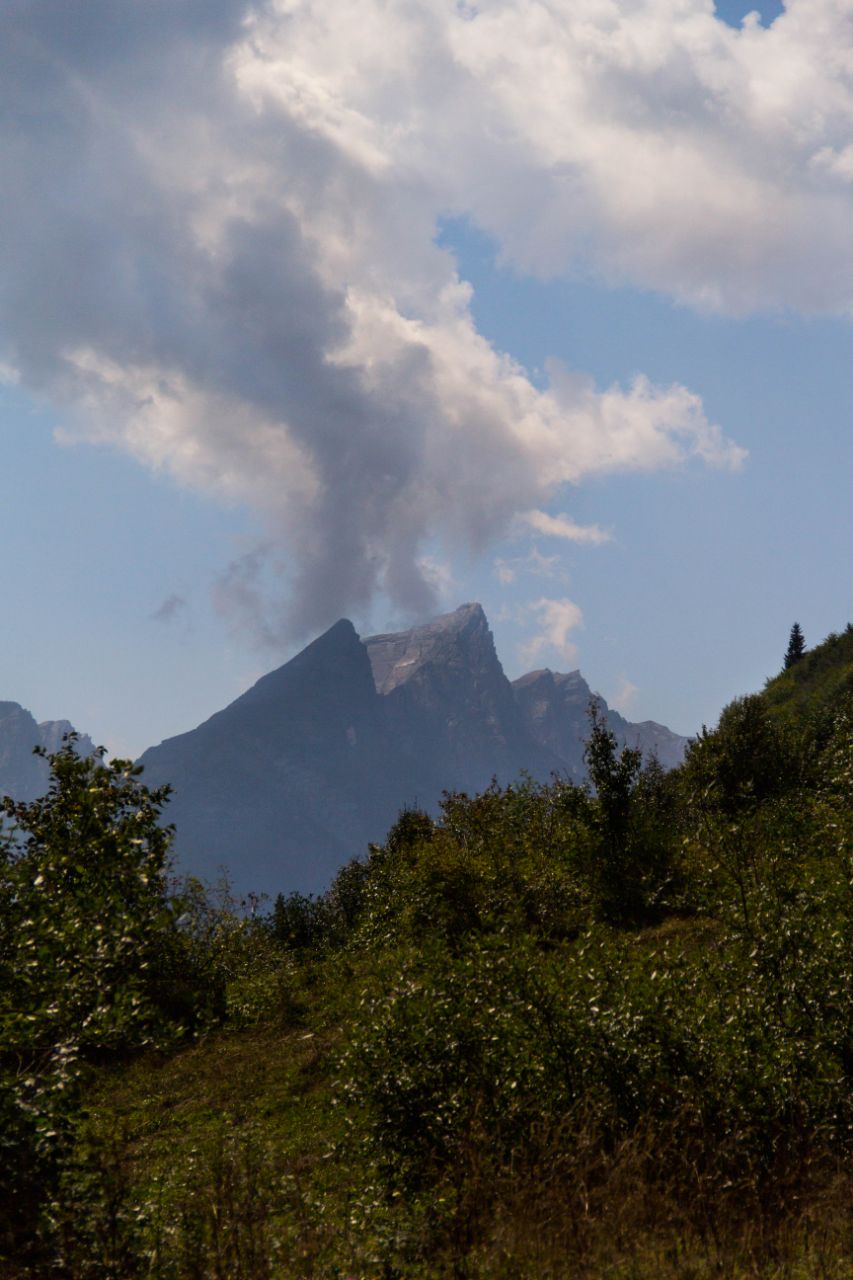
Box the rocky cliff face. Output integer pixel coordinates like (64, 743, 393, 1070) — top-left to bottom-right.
(137, 604, 688, 898)
(512, 669, 594, 782)
(37, 720, 96, 759)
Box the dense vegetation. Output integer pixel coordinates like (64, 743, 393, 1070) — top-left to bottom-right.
(1, 628, 851, 1278)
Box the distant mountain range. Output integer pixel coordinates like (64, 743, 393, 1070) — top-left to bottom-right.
(135, 604, 687, 897)
(0, 703, 95, 802)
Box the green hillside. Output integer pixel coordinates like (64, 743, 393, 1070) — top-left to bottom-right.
(1, 640, 851, 1279)
(763, 622, 853, 726)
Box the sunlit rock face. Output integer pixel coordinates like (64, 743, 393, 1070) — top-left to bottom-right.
(137, 604, 687, 899)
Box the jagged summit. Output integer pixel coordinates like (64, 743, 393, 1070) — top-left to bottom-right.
(365, 603, 489, 694)
(363, 602, 552, 801)
(512, 668, 596, 781)
(512, 668, 585, 690)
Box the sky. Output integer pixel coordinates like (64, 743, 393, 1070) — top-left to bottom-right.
(0, 0, 850, 758)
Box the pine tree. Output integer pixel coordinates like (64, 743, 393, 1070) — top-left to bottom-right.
(784, 622, 806, 669)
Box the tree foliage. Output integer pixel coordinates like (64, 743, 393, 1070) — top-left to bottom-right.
(0, 738, 221, 1260)
(583, 703, 676, 922)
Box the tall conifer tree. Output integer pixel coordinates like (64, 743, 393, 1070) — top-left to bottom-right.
(784, 622, 806, 668)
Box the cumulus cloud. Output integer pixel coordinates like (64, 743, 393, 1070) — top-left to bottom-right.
(16, 0, 853, 641)
(518, 596, 584, 669)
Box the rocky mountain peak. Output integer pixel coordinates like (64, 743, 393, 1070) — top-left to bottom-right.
(512, 668, 595, 781)
(365, 602, 491, 695)
(236, 618, 365, 706)
(362, 603, 557, 802)
(513, 665, 688, 779)
(512, 667, 587, 695)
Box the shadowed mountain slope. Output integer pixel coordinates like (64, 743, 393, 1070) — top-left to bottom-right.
(137, 620, 411, 897)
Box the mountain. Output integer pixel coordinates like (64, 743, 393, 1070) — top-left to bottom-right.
(0, 703, 96, 802)
(511, 670, 592, 782)
(512, 668, 687, 777)
(365, 603, 559, 798)
(138, 604, 688, 898)
(137, 619, 416, 895)
(37, 719, 96, 757)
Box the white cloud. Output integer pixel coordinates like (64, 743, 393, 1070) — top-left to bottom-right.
(518, 596, 584, 669)
(15, 0, 844, 642)
(608, 675, 640, 717)
(439, 0, 853, 314)
(521, 510, 613, 545)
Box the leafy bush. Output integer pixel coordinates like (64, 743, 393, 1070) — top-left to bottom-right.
(0, 739, 223, 1262)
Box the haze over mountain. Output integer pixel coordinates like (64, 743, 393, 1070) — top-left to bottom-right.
(138, 605, 688, 897)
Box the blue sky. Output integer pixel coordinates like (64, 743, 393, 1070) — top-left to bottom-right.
(440, 215, 851, 731)
(0, 0, 850, 755)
